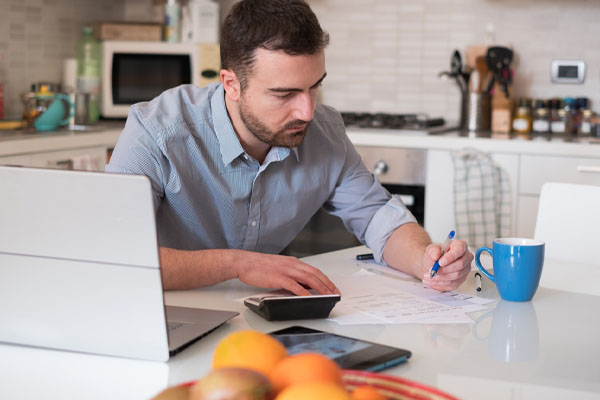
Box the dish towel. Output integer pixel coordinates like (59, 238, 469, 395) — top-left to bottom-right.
(451, 148, 512, 249)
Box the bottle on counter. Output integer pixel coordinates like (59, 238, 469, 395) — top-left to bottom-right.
(512, 98, 532, 135)
(164, 0, 180, 42)
(550, 98, 565, 134)
(76, 26, 101, 124)
(563, 97, 575, 134)
(532, 99, 550, 134)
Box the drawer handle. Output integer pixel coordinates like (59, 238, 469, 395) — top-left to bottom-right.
(577, 165, 600, 173)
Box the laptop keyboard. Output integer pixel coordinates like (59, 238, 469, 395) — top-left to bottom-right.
(167, 322, 183, 332)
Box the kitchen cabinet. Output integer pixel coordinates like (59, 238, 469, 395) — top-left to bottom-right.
(516, 154, 600, 238)
(0, 126, 121, 171)
(426, 150, 600, 242)
(424, 150, 519, 244)
(29, 146, 107, 171)
(347, 129, 600, 245)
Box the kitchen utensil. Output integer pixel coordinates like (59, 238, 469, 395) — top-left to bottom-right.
(450, 49, 469, 94)
(475, 56, 490, 93)
(469, 70, 480, 94)
(486, 46, 513, 97)
(467, 93, 491, 132)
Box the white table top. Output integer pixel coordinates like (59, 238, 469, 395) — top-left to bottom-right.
(1, 246, 599, 400)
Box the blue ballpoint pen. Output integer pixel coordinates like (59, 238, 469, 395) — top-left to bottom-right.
(430, 230, 455, 279)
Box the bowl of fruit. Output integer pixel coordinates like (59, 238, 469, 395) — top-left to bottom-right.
(152, 330, 460, 400)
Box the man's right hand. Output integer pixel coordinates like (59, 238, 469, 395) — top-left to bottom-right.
(159, 247, 339, 296)
(232, 250, 340, 296)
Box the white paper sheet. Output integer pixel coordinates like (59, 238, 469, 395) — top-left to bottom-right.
(327, 269, 492, 325)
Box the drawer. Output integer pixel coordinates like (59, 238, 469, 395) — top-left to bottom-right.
(29, 146, 107, 171)
(519, 154, 600, 195)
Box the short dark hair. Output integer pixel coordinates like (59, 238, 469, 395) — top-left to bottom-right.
(221, 0, 329, 90)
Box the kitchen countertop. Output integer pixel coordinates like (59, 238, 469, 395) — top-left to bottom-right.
(2, 121, 600, 158)
(0, 122, 123, 157)
(347, 128, 600, 158)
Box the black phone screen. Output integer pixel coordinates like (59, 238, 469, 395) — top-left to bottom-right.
(269, 326, 411, 372)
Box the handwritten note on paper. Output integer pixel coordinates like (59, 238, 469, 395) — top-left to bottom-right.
(328, 269, 492, 325)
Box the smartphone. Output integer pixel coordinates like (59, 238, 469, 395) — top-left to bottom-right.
(269, 326, 411, 372)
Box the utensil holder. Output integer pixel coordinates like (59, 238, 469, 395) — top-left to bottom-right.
(467, 93, 491, 132)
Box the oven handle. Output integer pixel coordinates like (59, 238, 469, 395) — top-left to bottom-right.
(393, 194, 415, 206)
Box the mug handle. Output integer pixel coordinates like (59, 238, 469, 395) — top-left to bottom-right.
(475, 247, 495, 283)
(56, 93, 74, 126)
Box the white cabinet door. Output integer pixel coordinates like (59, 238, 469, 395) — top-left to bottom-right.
(520, 154, 600, 194)
(425, 150, 519, 244)
(29, 147, 107, 171)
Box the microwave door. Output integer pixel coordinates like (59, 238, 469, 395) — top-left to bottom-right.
(112, 53, 192, 105)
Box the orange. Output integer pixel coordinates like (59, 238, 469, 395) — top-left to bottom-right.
(275, 382, 351, 400)
(351, 385, 387, 400)
(212, 330, 287, 376)
(270, 352, 343, 393)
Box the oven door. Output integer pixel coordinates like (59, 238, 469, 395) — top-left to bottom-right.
(282, 147, 426, 257)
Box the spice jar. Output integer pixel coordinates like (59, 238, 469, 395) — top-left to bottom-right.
(550, 98, 565, 134)
(512, 98, 532, 135)
(532, 99, 550, 134)
(579, 109, 593, 136)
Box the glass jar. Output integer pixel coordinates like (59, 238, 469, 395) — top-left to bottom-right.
(550, 98, 565, 134)
(579, 109, 593, 136)
(512, 98, 532, 135)
(532, 99, 550, 134)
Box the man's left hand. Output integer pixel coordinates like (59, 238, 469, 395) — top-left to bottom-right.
(421, 239, 473, 291)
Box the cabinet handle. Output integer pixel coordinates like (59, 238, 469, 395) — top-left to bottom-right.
(577, 165, 600, 173)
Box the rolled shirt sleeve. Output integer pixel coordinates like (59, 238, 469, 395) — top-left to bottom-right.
(324, 130, 417, 263)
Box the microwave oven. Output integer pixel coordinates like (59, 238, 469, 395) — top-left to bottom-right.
(101, 41, 220, 118)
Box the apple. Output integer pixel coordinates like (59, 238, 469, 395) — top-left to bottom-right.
(152, 385, 190, 400)
(190, 367, 273, 400)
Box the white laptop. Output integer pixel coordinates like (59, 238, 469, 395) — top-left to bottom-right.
(0, 165, 238, 362)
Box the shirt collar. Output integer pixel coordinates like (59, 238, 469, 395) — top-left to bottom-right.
(210, 84, 300, 165)
(211, 85, 245, 166)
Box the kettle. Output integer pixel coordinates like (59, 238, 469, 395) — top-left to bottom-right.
(22, 83, 74, 131)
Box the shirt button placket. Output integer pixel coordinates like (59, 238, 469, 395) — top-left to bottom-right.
(243, 162, 261, 250)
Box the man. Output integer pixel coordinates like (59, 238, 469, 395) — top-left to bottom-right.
(106, 0, 473, 295)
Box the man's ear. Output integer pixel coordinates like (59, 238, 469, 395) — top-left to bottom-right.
(221, 69, 240, 102)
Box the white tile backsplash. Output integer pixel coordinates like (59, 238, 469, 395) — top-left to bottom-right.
(309, 0, 600, 121)
(1, 0, 598, 122)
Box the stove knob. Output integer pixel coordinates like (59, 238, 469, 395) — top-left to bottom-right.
(373, 160, 388, 176)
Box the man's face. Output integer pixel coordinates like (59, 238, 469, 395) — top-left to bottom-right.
(237, 49, 326, 148)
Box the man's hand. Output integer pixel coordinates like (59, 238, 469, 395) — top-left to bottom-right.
(159, 247, 339, 295)
(421, 239, 473, 291)
(233, 251, 340, 296)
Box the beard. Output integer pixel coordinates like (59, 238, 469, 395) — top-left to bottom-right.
(238, 96, 310, 148)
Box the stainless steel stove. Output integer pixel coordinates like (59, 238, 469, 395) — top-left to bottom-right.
(340, 112, 458, 135)
(340, 112, 445, 130)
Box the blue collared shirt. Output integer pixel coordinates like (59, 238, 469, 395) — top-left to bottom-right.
(106, 83, 416, 262)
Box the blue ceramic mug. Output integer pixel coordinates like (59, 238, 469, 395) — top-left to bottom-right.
(475, 238, 545, 302)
